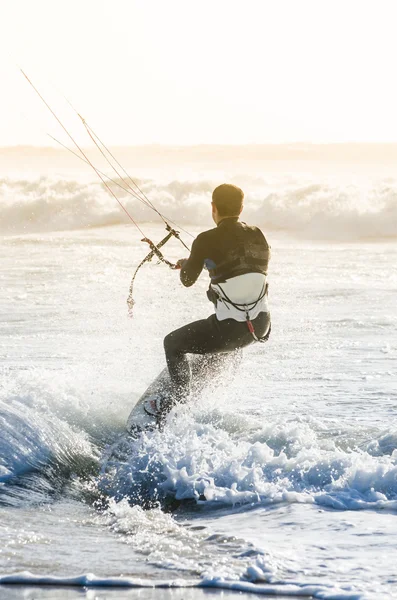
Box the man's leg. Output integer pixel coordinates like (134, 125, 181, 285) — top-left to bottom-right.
(163, 312, 271, 401)
(163, 315, 220, 399)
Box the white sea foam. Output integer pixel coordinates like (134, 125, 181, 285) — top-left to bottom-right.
(0, 571, 371, 600)
(98, 409, 397, 511)
(1, 174, 397, 239)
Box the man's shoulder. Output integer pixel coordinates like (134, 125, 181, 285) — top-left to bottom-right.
(240, 221, 262, 232)
(240, 221, 267, 237)
(194, 227, 218, 244)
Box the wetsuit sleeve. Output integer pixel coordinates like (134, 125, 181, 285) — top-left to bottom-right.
(180, 236, 205, 287)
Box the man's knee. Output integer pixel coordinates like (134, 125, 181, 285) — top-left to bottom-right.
(164, 331, 180, 359)
(163, 332, 172, 353)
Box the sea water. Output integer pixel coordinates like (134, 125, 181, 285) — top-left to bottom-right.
(1, 148, 397, 599)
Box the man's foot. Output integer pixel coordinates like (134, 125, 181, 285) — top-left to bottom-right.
(143, 394, 172, 419)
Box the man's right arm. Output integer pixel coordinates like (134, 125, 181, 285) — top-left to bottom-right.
(180, 236, 205, 287)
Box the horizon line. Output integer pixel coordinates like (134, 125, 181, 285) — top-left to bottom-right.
(4, 141, 397, 150)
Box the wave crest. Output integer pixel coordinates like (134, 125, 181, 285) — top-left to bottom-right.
(1, 175, 397, 240)
(98, 411, 397, 510)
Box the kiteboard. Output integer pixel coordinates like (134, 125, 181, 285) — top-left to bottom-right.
(126, 351, 242, 435)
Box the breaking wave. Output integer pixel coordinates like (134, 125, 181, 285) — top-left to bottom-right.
(3, 370, 397, 512)
(0, 371, 105, 506)
(98, 408, 397, 511)
(1, 175, 397, 240)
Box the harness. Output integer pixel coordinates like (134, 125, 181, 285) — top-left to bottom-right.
(210, 281, 270, 343)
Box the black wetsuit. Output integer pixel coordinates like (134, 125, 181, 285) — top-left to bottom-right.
(164, 217, 271, 397)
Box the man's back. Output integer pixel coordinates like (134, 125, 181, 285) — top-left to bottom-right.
(181, 217, 270, 286)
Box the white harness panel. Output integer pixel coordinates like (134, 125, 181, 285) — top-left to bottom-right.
(211, 273, 269, 322)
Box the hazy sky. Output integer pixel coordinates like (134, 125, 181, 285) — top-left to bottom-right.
(1, 0, 396, 146)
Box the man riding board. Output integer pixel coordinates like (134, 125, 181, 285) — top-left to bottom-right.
(145, 183, 271, 418)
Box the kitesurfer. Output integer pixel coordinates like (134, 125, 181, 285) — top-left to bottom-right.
(146, 183, 271, 417)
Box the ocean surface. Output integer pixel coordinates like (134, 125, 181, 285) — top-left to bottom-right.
(1, 149, 397, 599)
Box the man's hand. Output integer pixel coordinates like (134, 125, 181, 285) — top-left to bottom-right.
(175, 258, 188, 270)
